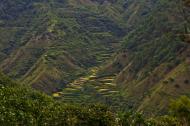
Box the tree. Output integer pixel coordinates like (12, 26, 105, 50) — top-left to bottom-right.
(170, 96, 190, 126)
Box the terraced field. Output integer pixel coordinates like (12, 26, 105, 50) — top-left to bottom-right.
(52, 48, 124, 106)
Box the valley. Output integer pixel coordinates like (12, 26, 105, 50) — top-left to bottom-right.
(52, 47, 127, 109)
(0, 0, 190, 120)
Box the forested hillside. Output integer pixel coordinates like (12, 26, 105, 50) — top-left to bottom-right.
(0, 0, 190, 123)
(1, 71, 190, 125)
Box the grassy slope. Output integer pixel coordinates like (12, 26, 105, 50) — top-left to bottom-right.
(137, 45, 190, 116)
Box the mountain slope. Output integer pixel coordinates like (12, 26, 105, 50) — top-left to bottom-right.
(0, 0, 190, 116)
(98, 0, 190, 115)
(0, 0, 125, 94)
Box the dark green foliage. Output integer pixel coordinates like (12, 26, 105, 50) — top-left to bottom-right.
(0, 86, 51, 125)
(1, 73, 190, 126)
(0, 74, 116, 125)
(0, 72, 16, 87)
(118, 112, 147, 126)
(169, 96, 190, 125)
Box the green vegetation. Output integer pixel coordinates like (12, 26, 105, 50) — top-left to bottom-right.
(0, 88, 115, 125)
(97, 0, 190, 115)
(0, 73, 116, 125)
(1, 72, 190, 125)
(0, 0, 190, 124)
(0, 0, 125, 94)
